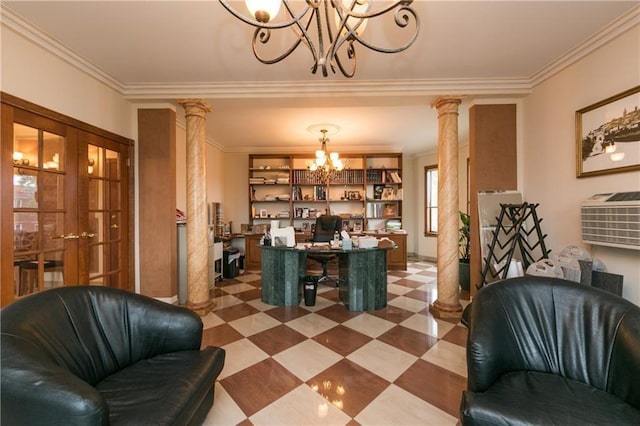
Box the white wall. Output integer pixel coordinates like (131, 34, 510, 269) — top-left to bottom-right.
(522, 24, 640, 304)
(1, 26, 134, 140)
(412, 143, 469, 261)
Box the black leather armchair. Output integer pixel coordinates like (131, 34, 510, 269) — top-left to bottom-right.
(460, 276, 640, 425)
(308, 215, 342, 284)
(1, 286, 225, 425)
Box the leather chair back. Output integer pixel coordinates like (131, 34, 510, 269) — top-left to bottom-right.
(467, 276, 640, 408)
(313, 215, 342, 242)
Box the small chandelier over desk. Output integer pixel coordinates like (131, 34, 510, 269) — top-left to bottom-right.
(218, 0, 420, 78)
(308, 124, 344, 185)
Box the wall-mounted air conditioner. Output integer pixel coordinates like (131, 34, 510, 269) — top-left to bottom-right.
(581, 192, 640, 250)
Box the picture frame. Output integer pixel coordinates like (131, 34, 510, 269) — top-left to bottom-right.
(373, 184, 384, 200)
(383, 203, 397, 217)
(381, 186, 395, 200)
(347, 190, 361, 200)
(352, 221, 363, 233)
(576, 85, 640, 178)
(259, 209, 268, 218)
(302, 222, 310, 232)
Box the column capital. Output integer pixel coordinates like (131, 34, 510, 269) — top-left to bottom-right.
(431, 96, 464, 115)
(178, 99, 212, 118)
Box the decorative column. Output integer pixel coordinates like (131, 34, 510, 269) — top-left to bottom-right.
(429, 96, 463, 319)
(178, 99, 214, 316)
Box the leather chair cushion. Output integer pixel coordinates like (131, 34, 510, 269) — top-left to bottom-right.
(461, 370, 640, 425)
(96, 347, 224, 425)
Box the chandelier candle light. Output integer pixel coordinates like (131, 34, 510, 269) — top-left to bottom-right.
(308, 124, 343, 211)
(219, 0, 420, 78)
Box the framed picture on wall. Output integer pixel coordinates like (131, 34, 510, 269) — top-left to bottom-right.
(576, 85, 640, 178)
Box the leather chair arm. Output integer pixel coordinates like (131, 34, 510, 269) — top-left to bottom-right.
(1, 335, 109, 425)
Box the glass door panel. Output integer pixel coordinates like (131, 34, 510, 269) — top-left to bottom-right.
(12, 123, 70, 298)
(85, 143, 126, 288)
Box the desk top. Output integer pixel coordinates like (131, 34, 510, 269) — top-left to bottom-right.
(259, 243, 395, 254)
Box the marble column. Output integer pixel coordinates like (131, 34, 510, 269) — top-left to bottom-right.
(429, 96, 463, 319)
(178, 99, 214, 316)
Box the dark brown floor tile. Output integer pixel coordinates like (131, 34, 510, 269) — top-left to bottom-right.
(391, 278, 427, 288)
(236, 419, 253, 426)
(233, 288, 263, 301)
(200, 323, 244, 348)
(221, 358, 303, 417)
(209, 287, 226, 298)
(216, 277, 242, 286)
(441, 325, 468, 348)
(308, 359, 390, 418)
(369, 305, 414, 324)
(394, 359, 466, 418)
(387, 271, 412, 278)
(214, 302, 260, 322)
(346, 419, 361, 426)
(387, 293, 399, 301)
(417, 270, 438, 277)
(377, 325, 439, 357)
(317, 287, 341, 302)
(315, 304, 362, 323)
(264, 305, 311, 322)
(404, 289, 436, 303)
(248, 324, 307, 356)
(312, 325, 372, 357)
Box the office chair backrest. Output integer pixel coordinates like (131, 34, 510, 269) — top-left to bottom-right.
(313, 215, 343, 242)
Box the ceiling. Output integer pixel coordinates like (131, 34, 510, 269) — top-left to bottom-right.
(3, 1, 638, 155)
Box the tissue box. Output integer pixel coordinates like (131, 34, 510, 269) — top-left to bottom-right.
(358, 236, 378, 249)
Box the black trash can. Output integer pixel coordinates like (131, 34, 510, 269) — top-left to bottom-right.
(223, 248, 239, 278)
(303, 276, 318, 306)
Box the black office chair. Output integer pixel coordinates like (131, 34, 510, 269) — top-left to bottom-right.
(308, 215, 342, 284)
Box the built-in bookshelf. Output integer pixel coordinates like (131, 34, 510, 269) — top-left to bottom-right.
(248, 153, 402, 232)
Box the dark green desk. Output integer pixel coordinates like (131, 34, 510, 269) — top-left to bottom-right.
(259, 245, 391, 311)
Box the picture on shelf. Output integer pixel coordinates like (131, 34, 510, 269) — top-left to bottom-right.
(373, 184, 384, 200)
(381, 186, 396, 200)
(343, 220, 350, 232)
(259, 209, 268, 218)
(347, 191, 361, 200)
(352, 221, 363, 233)
(383, 203, 397, 217)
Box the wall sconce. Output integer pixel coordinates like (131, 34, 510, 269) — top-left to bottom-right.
(13, 151, 29, 165)
(43, 153, 60, 170)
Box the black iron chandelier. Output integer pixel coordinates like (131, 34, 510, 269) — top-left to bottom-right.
(219, 0, 420, 78)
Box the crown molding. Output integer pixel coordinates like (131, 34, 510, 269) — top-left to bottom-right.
(1, 5, 125, 93)
(3, 3, 637, 101)
(529, 3, 640, 87)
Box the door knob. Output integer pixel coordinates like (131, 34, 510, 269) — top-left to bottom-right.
(80, 232, 96, 239)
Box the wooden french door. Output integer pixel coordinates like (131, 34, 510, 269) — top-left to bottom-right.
(1, 94, 132, 306)
(79, 131, 130, 287)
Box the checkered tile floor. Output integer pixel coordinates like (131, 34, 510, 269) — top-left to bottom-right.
(201, 259, 470, 425)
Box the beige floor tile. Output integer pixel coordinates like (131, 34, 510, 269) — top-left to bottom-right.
(286, 312, 339, 337)
(202, 382, 246, 426)
(341, 313, 395, 338)
(250, 384, 352, 426)
(422, 340, 468, 378)
(218, 338, 269, 379)
(355, 384, 458, 426)
(228, 311, 281, 337)
(347, 340, 418, 382)
(274, 339, 343, 381)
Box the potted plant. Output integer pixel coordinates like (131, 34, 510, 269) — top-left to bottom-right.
(459, 211, 471, 291)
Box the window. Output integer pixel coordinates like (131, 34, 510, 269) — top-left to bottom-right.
(425, 165, 438, 235)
